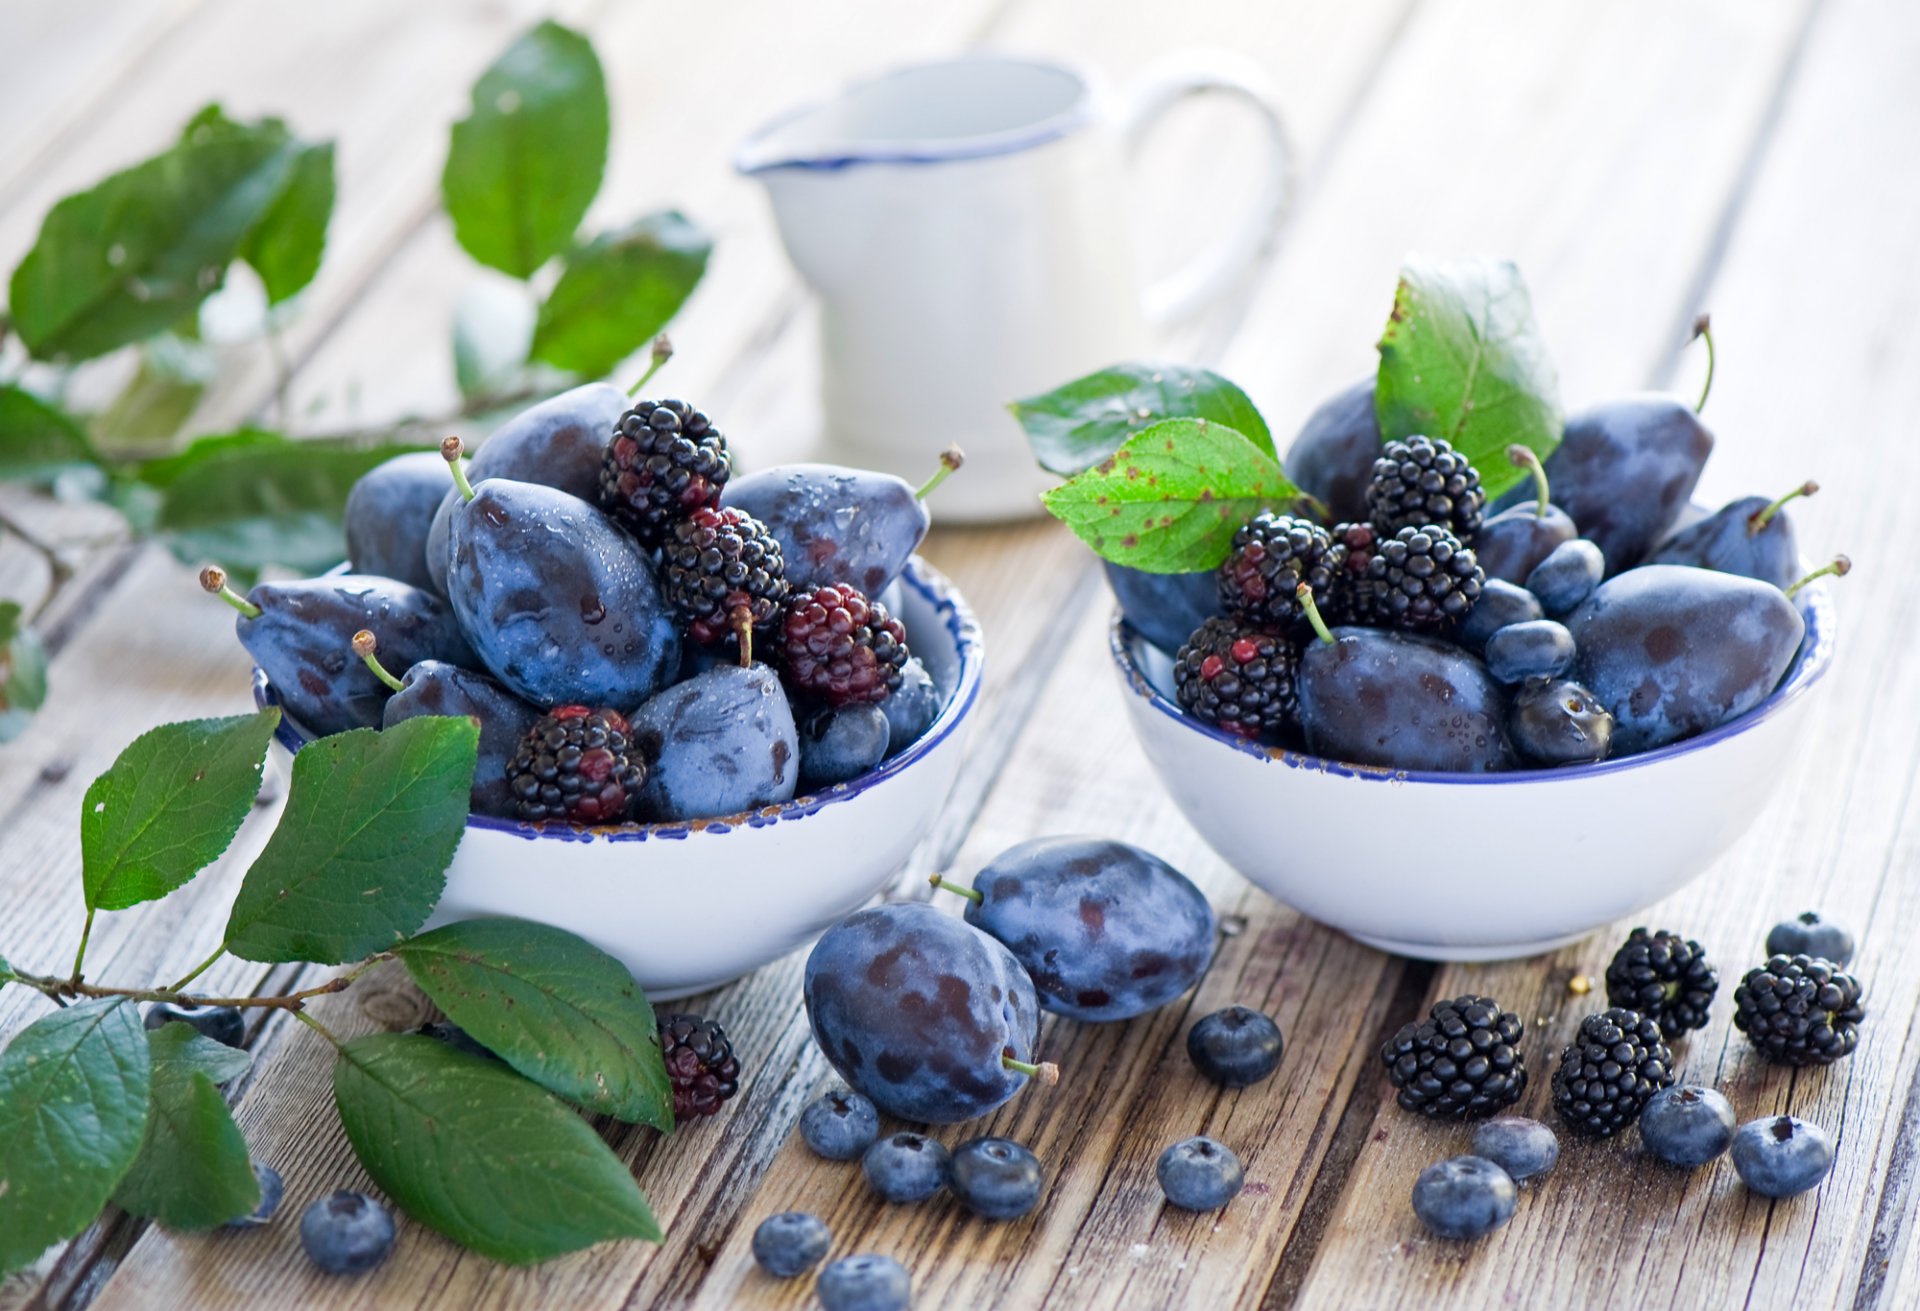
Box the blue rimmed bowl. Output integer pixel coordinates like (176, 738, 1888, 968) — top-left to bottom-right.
(1110, 579, 1838, 962)
(256, 556, 983, 998)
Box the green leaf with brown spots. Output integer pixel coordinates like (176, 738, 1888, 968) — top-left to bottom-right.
(1011, 362, 1273, 477)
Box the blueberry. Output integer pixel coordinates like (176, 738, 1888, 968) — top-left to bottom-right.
(1186, 1006, 1284, 1088)
(946, 1137, 1044, 1221)
(1730, 1115, 1833, 1198)
(1645, 483, 1815, 591)
(1156, 1136, 1244, 1211)
(1766, 912, 1855, 967)
(1470, 1117, 1559, 1183)
(378, 659, 541, 817)
(224, 1162, 284, 1227)
(1638, 1085, 1737, 1167)
(1283, 376, 1379, 523)
(1456, 578, 1545, 652)
(1509, 679, 1614, 767)
(1524, 539, 1605, 617)
(723, 463, 931, 596)
(144, 1002, 245, 1050)
(1483, 620, 1576, 685)
(299, 1190, 395, 1276)
(1298, 628, 1514, 772)
(1411, 1155, 1517, 1240)
(344, 452, 453, 592)
(1103, 561, 1221, 655)
(861, 1132, 950, 1203)
(1473, 503, 1578, 586)
(799, 1087, 880, 1161)
(817, 1254, 912, 1311)
(631, 664, 799, 820)
(798, 702, 890, 789)
(805, 903, 1045, 1123)
(942, 837, 1215, 1023)
(751, 1211, 831, 1278)
(881, 657, 942, 755)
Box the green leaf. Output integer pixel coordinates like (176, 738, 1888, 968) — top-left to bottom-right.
(529, 212, 710, 378)
(0, 384, 98, 482)
(0, 998, 151, 1273)
(6, 108, 310, 361)
(1041, 418, 1304, 572)
(442, 21, 609, 279)
(333, 1033, 660, 1263)
(224, 716, 479, 964)
(90, 335, 217, 454)
(0, 602, 49, 745)
(81, 709, 280, 913)
(394, 919, 670, 1129)
(1373, 256, 1563, 498)
(453, 279, 535, 400)
(1012, 363, 1274, 477)
(112, 1024, 257, 1230)
(241, 141, 334, 305)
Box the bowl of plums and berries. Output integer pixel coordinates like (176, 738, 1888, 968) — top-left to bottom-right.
(1014, 258, 1842, 960)
(213, 378, 982, 997)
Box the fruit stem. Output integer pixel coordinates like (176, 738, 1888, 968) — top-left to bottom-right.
(1786, 554, 1850, 598)
(1293, 490, 1332, 523)
(353, 630, 406, 693)
(1002, 1054, 1060, 1086)
(926, 873, 984, 906)
(1295, 582, 1336, 646)
(626, 334, 674, 398)
(441, 435, 477, 502)
(914, 446, 966, 501)
(1692, 313, 1715, 415)
(731, 608, 754, 668)
(1748, 480, 1819, 534)
(1507, 444, 1551, 518)
(198, 566, 262, 619)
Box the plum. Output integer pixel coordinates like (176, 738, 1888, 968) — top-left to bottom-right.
(1103, 561, 1220, 654)
(344, 452, 451, 591)
(1283, 377, 1378, 523)
(1509, 679, 1614, 766)
(629, 663, 798, 820)
(882, 656, 942, 755)
(1644, 481, 1816, 591)
(1472, 446, 1577, 584)
(797, 702, 890, 789)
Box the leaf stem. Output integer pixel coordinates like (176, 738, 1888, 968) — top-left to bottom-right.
(1692, 313, 1715, 415)
(168, 944, 229, 993)
(625, 334, 674, 398)
(914, 446, 966, 501)
(927, 873, 983, 905)
(70, 908, 96, 985)
(0, 506, 76, 624)
(14, 963, 369, 1013)
(294, 1009, 345, 1048)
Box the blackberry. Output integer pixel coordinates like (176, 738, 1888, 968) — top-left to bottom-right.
(1604, 927, 1717, 1040)
(1380, 995, 1527, 1120)
(1172, 617, 1298, 743)
(598, 398, 730, 543)
(1354, 524, 1484, 631)
(1323, 521, 1380, 624)
(1551, 1008, 1675, 1137)
(1366, 434, 1486, 537)
(778, 583, 909, 706)
(1731, 954, 1865, 1066)
(663, 506, 789, 655)
(659, 1012, 741, 1119)
(505, 706, 645, 824)
(1216, 513, 1336, 629)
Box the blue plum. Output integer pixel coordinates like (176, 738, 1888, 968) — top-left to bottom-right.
(1568, 565, 1806, 754)
(1644, 481, 1816, 590)
(203, 567, 474, 737)
(630, 663, 798, 820)
(344, 452, 451, 591)
(804, 902, 1050, 1123)
(722, 452, 958, 595)
(1483, 620, 1576, 685)
(443, 470, 680, 709)
(1474, 504, 1577, 585)
(882, 657, 942, 755)
(933, 836, 1215, 1022)
(1297, 627, 1513, 772)
(798, 702, 890, 789)
(1104, 561, 1220, 654)
(357, 635, 542, 817)
(1283, 377, 1378, 523)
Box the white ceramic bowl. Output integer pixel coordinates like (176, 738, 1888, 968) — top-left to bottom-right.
(257, 556, 983, 998)
(1111, 581, 1837, 961)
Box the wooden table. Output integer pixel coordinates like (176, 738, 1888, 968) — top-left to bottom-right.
(2, 1, 1915, 1306)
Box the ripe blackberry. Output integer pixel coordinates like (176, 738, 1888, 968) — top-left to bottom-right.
(504, 706, 645, 824)
(658, 1012, 740, 1120)
(778, 583, 908, 707)
(1380, 995, 1527, 1120)
(1324, 522, 1380, 624)
(1732, 954, 1865, 1066)
(1366, 434, 1486, 538)
(663, 506, 788, 657)
(1604, 927, 1718, 1040)
(1354, 524, 1484, 631)
(1172, 617, 1298, 742)
(599, 398, 730, 544)
(1216, 513, 1335, 629)
(1551, 1008, 1675, 1137)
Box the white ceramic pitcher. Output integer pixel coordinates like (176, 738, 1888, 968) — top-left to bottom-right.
(736, 54, 1291, 521)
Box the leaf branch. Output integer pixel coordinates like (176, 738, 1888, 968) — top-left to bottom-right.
(13, 955, 388, 1014)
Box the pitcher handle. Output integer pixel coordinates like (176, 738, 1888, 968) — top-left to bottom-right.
(1122, 52, 1294, 330)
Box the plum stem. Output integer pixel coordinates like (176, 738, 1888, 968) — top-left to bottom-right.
(1002, 1054, 1059, 1086)
(1748, 480, 1819, 534)
(441, 436, 477, 502)
(1293, 490, 1332, 522)
(1786, 555, 1850, 598)
(199, 566, 261, 619)
(353, 630, 406, 693)
(914, 446, 966, 500)
(1507, 445, 1551, 518)
(926, 873, 983, 905)
(730, 608, 755, 668)
(1295, 582, 1336, 646)
(1692, 313, 1715, 414)
(626, 334, 673, 398)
